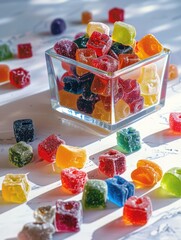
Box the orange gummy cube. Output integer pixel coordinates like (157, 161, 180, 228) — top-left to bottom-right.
(81, 11, 93, 24)
(0, 64, 10, 83)
(168, 64, 178, 80)
(59, 90, 80, 110)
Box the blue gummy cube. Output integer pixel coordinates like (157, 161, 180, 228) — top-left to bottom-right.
(63, 76, 83, 94)
(13, 119, 34, 143)
(106, 175, 135, 207)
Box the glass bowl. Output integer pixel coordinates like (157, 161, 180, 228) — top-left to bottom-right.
(45, 47, 170, 132)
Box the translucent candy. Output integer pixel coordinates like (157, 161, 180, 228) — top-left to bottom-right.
(82, 179, 107, 209)
(13, 119, 34, 143)
(59, 89, 80, 110)
(63, 75, 83, 94)
(0, 64, 10, 83)
(81, 11, 93, 24)
(108, 7, 124, 23)
(111, 42, 133, 56)
(2, 174, 31, 203)
(0, 43, 13, 61)
(61, 167, 88, 194)
(54, 39, 78, 59)
(17, 43, 32, 59)
(10, 67, 30, 88)
(34, 206, 55, 223)
(86, 21, 110, 37)
(118, 53, 139, 69)
(168, 64, 179, 80)
(129, 96, 144, 113)
(50, 18, 66, 35)
(74, 35, 89, 49)
(169, 112, 181, 132)
(55, 200, 83, 232)
(92, 55, 118, 72)
(123, 196, 152, 225)
(77, 95, 100, 114)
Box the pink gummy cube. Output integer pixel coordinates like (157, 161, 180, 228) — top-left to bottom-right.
(92, 55, 118, 72)
(98, 149, 126, 177)
(17, 43, 32, 59)
(54, 39, 78, 59)
(38, 134, 65, 162)
(55, 200, 83, 232)
(9, 67, 30, 89)
(61, 167, 88, 194)
(169, 112, 181, 132)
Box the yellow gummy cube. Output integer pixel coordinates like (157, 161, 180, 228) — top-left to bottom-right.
(56, 144, 87, 169)
(2, 174, 31, 203)
(86, 21, 110, 37)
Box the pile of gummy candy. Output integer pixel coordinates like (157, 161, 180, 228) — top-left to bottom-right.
(52, 21, 165, 124)
(1, 111, 181, 239)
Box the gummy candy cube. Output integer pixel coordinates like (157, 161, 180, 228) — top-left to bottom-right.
(118, 53, 139, 69)
(55, 200, 83, 232)
(13, 119, 34, 143)
(59, 90, 80, 110)
(81, 11, 93, 24)
(161, 167, 181, 197)
(117, 127, 141, 154)
(38, 134, 65, 162)
(56, 144, 87, 169)
(129, 96, 144, 113)
(82, 179, 107, 209)
(0, 64, 10, 83)
(18, 222, 55, 240)
(2, 174, 31, 203)
(0, 43, 13, 61)
(10, 67, 30, 88)
(9, 141, 33, 168)
(98, 149, 126, 177)
(63, 75, 83, 94)
(86, 21, 110, 37)
(74, 32, 86, 40)
(131, 159, 163, 187)
(61, 167, 88, 194)
(54, 39, 78, 59)
(169, 112, 181, 132)
(119, 79, 140, 104)
(111, 42, 133, 56)
(17, 43, 32, 59)
(135, 34, 163, 60)
(34, 206, 55, 223)
(77, 95, 99, 114)
(108, 7, 124, 23)
(112, 22, 136, 46)
(106, 176, 135, 207)
(50, 18, 66, 35)
(92, 55, 118, 72)
(87, 31, 112, 57)
(74, 35, 89, 49)
(123, 196, 152, 225)
(168, 64, 178, 80)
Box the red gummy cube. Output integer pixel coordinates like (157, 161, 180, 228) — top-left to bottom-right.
(129, 96, 144, 113)
(54, 39, 78, 59)
(61, 167, 88, 194)
(55, 200, 83, 232)
(108, 7, 124, 23)
(169, 112, 181, 132)
(87, 31, 112, 57)
(38, 134, 65, 162)
(98, 149, 126, 177)
(118, 53, 139, 69)
(9, 67, 30, 88)
(17, 43, 32, 59)
(123, 196, 152, 225)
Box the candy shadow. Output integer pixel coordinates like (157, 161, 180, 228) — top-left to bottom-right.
(5, 238, 17, 240)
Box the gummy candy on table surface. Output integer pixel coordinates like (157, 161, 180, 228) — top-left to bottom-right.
(87, 31, 112, 57)
(81, 11, 93, 24)
(9, 141, 33, 168)
(108, 7, 124, 23)
(118, 53, 139, 69)
(17, 43, 32, 59)
(112, 21, 136, 46)
(169, 112, 181, 132)
(82, 179, 107, 210)
(38, 134, 65, 162)
(123, 196, 152, 225)
(13, 119, 34, 143)
(161, 167, 181, 197)
(106, 175, 135, 207)
(135, 34, 163, 60)
(17, 222, 55, 240)
(2, 174, 31, 203)
(50, 18, 66, 35)
(0, 43, 13, 61)
(0, 64, 10, 83)
(74, 35, 89, 49)
(86, 21, 110, 37)
(55, 200, 83, 232)
(10, 67, 30, 88)
(56, 144, 87, 169)
(59, 89, 81, 110)
(98, 149, 126, 177)
(34, 206, 55, 223)
(54, 39, 78, 59)
(168, 64, 178, 80)
(61, 167, 88, 194)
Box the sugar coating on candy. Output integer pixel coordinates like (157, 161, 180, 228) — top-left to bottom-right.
(17, 43, 32, 59)
(38, 134, 65, 162)
(169, 112, 181, 132)
(86, 21, 110, 37)
(0, 43, 13, 60)
(81, 11, 93, 24)
(17, 222, 55, 240)
(92, 55, 118, 72)
(2, 174, 31, 203)
(54, 39, 78, 59)
(161, 167, 181, 197)
(55, 200, 83, 232)
(98, 149, 126, 177)
(74, 35, 89, 49)
(108, 7, 124, 23)
(61, 167, 88, 194)
(10, 67, 30, 88)
(13, 119, 34, 143)
(82, 179, 107, 209)
(0, 64, 10, 83)
(34, 206, 55, 223)
(123, 196, 152, 225)
(106, 175, 135, 207)
(117, 127, 141, 154)
(168, 64, 178, 80)
(51, 18, 66, 35)
(56, 144, 87, 169)
(9, 141, 33, 168)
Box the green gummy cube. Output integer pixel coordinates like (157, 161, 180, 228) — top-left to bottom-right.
(0, 44, 13, 61)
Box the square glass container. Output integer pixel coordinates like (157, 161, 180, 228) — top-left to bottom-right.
(45, 48, 170, 131)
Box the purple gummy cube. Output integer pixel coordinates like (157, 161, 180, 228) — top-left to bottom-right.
(51, 18, 66, 35)
(99, 149, 126, 177)
(55, 200, 83, 232)
(106, 176, 135, 207)
(77, 94, 99, 114)
(63, 75, 82, 94)
(13, 119, 34, 143)
(54, 39, 78, 59)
